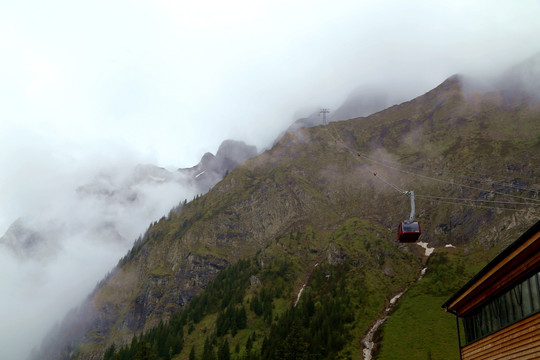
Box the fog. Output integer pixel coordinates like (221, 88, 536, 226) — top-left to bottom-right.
(1, 0, 540, 359)
(0, 140, 198, 360)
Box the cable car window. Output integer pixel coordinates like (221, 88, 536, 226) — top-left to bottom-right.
(402, 222, 419, 232)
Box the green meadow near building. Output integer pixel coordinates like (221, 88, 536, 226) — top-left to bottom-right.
(442, 220, 540, 360)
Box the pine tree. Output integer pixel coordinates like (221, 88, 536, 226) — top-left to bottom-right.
(218, 339, 230, 360)
(103, 343, 116, 360)
(250, 295, 262, 316)
(236, 305, 247, 329)
(276, 322, 309, 360)
(203, 336, 216, 360)
(134, 340, 152, 360)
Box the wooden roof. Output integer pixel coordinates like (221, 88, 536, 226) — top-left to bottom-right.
(442, 219, 540, 316)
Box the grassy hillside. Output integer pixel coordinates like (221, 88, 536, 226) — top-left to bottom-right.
(101, 218, 419, 360)
(376, 248, 485, 360)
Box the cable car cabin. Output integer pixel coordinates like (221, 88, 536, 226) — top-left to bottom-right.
(398, 221, 421, 243)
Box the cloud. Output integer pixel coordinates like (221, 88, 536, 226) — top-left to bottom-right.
(3, 0, 540, 167)
(0, 232, 129, 360)
(0, 138, 198, 360)
(1, 0, 540, 358)
(152, 0, 272, 29)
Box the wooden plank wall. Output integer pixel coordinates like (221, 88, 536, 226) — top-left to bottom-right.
(462, 312, 540, 360)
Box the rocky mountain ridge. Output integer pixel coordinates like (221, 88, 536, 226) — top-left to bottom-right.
(277, 87, 400, 143)
(31, 57, 540, 360)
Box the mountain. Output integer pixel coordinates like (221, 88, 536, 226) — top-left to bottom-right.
(331, 86, 403, 122)
(0, 140, 257, 262)
(278, 87, 398, 141)
(0, 139, 257, 360)
(32, 59, 540, 360)
(178, 139, 258, 194)
(0, 218, 60, 261)
(496, 52, 540, 101)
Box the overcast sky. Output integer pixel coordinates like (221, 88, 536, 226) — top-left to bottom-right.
(2, 0, 540, 231)
(1, 1, 540, 359)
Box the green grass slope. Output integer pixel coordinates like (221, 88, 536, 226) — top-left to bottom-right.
(377, 247, 486, 360)
(376, 235, 517, 360)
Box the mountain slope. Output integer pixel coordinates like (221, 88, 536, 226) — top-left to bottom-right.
(33, 68, 540, 360)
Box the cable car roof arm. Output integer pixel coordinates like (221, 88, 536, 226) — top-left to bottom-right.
(405, 190, 415, 223)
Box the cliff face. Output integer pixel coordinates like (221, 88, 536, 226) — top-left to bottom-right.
(178, 139, 258, 194)
(34, 72, 540, 359)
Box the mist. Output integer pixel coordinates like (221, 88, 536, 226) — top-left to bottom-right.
(1, 0, 540, 359)
(0, 141, 200, 360)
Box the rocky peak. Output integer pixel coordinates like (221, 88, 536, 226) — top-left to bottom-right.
(0, 218, 59, 261)
(178, 139, 258, 193)
(215, 139, 257, 163)
(497, 52, 540, 101)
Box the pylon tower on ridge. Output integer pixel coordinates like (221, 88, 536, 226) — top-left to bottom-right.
(319, 108, 330, 125)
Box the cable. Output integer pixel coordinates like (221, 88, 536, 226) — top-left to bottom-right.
(417, 197, 540, 215)
(359, 152, 540, 195)
(371, 171, 406, 194)
(358, 153, 540, 204)
(322, 115, 540, 200)
(415, 194, 540, 208)
(324, 120, 406, 195)
(320, 110, 540, 214)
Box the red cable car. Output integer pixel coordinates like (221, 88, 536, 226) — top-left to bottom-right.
(398, 221, 422, 243)
(397, 191, 421, 243)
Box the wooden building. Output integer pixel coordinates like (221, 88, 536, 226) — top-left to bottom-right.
(442, 219, 540, 360)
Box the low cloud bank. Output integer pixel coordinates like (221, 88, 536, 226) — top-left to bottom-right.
(0, 145, 197, 360)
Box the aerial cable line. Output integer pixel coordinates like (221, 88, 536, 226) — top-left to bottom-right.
(417, 197, 540, 215)
(319, 108, 540, 213)
(358, 154, 540, 204)
(415, 194, 540, 208)
(353, 155, 407, 194)
(321, 110, 407, 196)
(329, 123, 540, 203)
(320, 108, 538, 241)
(320, 109, 539, 200)
(361, 152, 540, 194)
(359, 152, 540, 195)
(369, 170, 406, 194)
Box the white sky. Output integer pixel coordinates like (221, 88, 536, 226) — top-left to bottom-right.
(1, 1, 540, 359)
(2, 0, 539, 171)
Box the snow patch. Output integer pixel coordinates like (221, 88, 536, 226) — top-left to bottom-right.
(385, 292, 404, 312)
(390, 292, 403, 305)
(195, 170, 206, 178)
(295, 284, 305, 307)
(365, 291, 405, 359)
(445, 244, 456, 248)
(362, 317, 387, 360)
(418, 267, 428, 281)
(417, 241, 435, 256)
(295, 263, 318, 307)
(362, 265, 430, 359)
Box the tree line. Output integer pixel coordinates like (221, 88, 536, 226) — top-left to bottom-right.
(102, 255, 359, 360)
